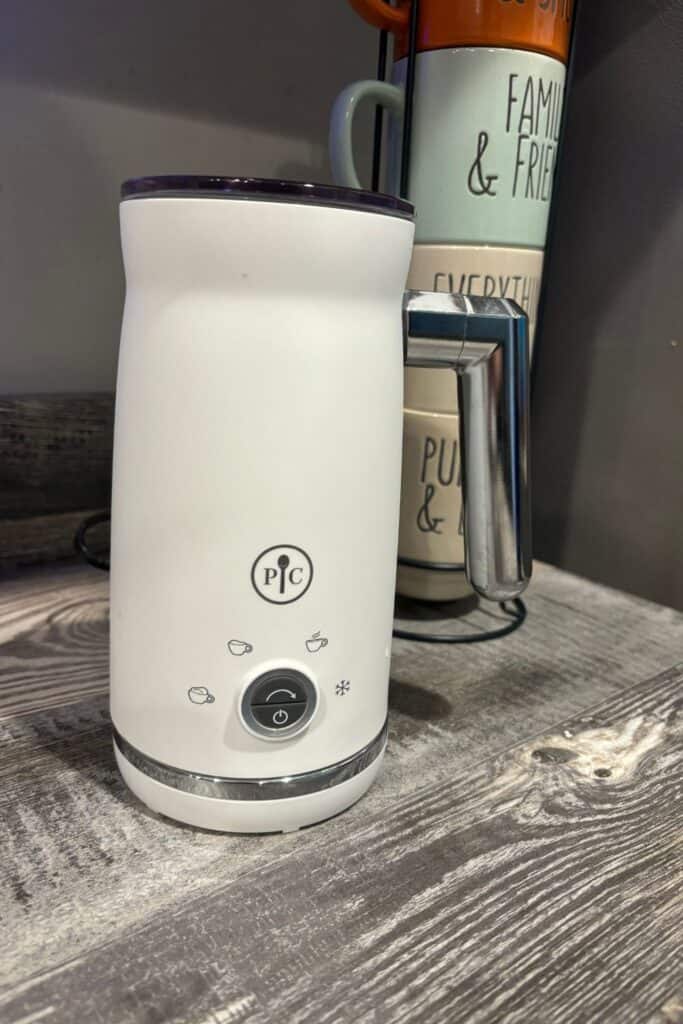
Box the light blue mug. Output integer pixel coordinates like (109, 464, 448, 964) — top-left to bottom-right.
(330, 47, 566, 248)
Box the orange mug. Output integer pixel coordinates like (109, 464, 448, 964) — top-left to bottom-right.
(349, 0, 574, 63)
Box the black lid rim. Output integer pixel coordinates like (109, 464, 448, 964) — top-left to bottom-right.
(121, 176, 414, 220)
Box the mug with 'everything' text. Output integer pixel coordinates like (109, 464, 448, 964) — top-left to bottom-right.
(404, 243, 544, 412)
(330, 47, 566, 248)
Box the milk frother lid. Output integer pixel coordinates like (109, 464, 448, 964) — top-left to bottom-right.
(121, 176, 414, 220)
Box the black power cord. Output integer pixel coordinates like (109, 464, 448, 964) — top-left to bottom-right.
(392, 598, 526, 644)
(74, 510, 111, 571)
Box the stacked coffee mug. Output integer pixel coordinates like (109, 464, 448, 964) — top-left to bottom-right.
(330, 0, 573, 600)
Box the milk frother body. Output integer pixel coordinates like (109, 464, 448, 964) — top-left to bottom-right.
(110, 177, 530, 832)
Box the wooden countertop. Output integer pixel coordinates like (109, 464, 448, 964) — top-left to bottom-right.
(1, 561, 681, 1024)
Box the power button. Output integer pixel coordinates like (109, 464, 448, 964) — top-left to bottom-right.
(241, 668, 317, 740)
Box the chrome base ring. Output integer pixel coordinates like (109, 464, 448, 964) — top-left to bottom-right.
(112, 721, 388, 802)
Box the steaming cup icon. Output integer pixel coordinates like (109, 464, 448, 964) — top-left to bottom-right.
(306, 632, 328, 654)
(228, 639, 253, 656)
(188, 686, 215, 705)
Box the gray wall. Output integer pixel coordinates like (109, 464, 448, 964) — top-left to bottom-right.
(0, 1, 375, 393)
(533, 0, 683, 610)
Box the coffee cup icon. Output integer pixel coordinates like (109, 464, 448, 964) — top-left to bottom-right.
(188, 686, 215, 705)
(305, 632, 329, 654)
(228, 639, 253, 656)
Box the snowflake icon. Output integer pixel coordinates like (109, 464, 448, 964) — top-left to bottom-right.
(335, 680, 351, 696)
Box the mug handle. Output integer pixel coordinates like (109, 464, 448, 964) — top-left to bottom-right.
(348, 0, 409, 32)
(329, 80, 405, 189)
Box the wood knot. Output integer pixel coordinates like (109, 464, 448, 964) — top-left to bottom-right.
(531, 747, 577, 765)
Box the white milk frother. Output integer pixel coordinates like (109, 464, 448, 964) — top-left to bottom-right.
(110, 176, 530, 832)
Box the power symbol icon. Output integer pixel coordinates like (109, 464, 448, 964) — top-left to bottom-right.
(272, 708, 289, 727)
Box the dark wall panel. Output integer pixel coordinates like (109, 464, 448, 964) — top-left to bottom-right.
(534, 0, 683, 610)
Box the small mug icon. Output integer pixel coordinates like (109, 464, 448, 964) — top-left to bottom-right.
(305, 632, 329, 654)
(228, 639, 253, 656)
(188, 686, 215, 705)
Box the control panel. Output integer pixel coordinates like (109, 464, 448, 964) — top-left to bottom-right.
(240, 668, 317, 741)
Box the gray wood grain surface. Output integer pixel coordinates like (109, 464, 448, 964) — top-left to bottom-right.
(0, 562, 681, 1023)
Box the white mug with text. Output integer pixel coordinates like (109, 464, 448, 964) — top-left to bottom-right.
(330, 47, 566, 248)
